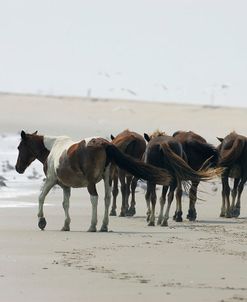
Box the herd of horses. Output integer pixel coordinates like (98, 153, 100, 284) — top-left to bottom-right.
(15, 129, 247, 232)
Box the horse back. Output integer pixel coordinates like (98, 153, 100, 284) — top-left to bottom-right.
(56, 138, 109, 188)
(174, 131, 218, 170)
(219, 132, 247, 168)
(112, 130, 146, 159)
(145, 135, 183, 170)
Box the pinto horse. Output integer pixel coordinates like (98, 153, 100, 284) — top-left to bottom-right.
(217, 131, 247, 218)
(143, 131, 220, 226)
(173, 130, 219, 221)
(110, 129, 146, 217)
(15, 131, 172, 232)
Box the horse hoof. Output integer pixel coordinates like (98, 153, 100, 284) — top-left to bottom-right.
(157, 219, 162, 225)
(188, 217, 196, 222)
(175, 217, 183, 222)
(87, 226, 97, 232)
(61, 226, 70, 231)
(100, 226, 108, 232)
(119, 212, 126, 217)
(233, 208, 240, 217)
(161, 220, 168, 227)
(187, 214, 197, 221)
(148, 221, 155, 226)
(225, 213, 232, 218)
(187, 210, 196, 221)
(146, 214, 150, 222)
(219, 212, 225, 217)
(126, 207, 136, 216)
(109, 209, 117, 216)
(38, 217, 47, 230)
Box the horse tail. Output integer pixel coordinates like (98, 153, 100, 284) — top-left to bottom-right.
(159, 143, 221, 182)
(186, 140, 219, 169)
(219, 138, 246, 167)
(105, 144, 172, 186)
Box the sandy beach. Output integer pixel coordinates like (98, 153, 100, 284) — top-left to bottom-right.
(0, 93, 246, 302)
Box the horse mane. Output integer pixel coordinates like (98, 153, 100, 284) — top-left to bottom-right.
(149, 129, 166, 139)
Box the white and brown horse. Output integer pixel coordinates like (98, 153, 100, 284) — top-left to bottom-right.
(144, 131, 220, 227)
(217, 131, 247, 218)
(15, 131, 172, 232)
(110, 129, 146, 217)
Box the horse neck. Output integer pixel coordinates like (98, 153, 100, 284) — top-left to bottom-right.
(34, 137, 50, 164)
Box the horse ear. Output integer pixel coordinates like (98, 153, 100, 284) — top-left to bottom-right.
(144, 133, 150, 142)
(33, 131, 38, 135)
(217, 137, 223, 142)
(21, 130, 26, 140)
(110, 134, 115, 140)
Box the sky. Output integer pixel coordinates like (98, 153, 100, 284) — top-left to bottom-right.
(0, 0, 247, 107)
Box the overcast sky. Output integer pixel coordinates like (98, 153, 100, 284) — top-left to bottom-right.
(0, 0, 246, 107)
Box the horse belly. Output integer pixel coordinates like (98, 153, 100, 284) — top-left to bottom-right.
(57, 168, 88, 188)
(229, 165, 241, 178)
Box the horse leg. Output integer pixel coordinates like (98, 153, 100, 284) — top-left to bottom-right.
(119, 170, 127, 217)
(100, 166, 112, 232)
(37, 178, 56, 230)
(124, 175, 131, 214)
(157, 186, 168, 225)
(221, 176, 231, 218)
(148, 183, 157, 226)
(87, 183, 98, 232)
(145, 182, 152, 222)
(230, 178, 240, 216)
(110, 172, 118, 216)
(60, 186, 71, 231)
(174, 182, 183, 222)
(234, 178, 247, 217)
(187, 181, 199, 221)
(127, 177, 138, 216)
(161, 180, 177, 226)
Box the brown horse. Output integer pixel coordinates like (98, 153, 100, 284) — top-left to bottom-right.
(173, 130, 219, 221)
(144, 130, 220, 226)
(15, 131, 172, 232)
(110, 129, 146, 217)
(217, 131, 247, 218)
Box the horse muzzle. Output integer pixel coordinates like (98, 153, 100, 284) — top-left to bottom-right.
(15, 165, 25, 174)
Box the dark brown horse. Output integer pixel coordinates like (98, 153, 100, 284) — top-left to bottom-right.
(110, 129, 146, 217)
(217, 131, 247, 218)
(173, 130, 219, 221)
(15, 131, 172, 232)
(144, 130, 220, 226)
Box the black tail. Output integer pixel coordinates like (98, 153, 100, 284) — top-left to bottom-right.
(106, 144, 172, 186)
(186, 140, 219, 168)
(160, 143, 221, 183)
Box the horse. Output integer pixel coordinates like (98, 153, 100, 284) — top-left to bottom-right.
(217, 131, 247, 218)
(109, 129, 146, 217)
(172, 130, 219, 221)
(143, 130, 220, 227)
(15, 131, 172, 232)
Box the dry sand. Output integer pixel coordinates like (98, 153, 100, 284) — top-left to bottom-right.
(0, 93, 246, 302)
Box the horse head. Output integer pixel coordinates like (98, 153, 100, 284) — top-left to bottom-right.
(15, 130, 39, 174)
